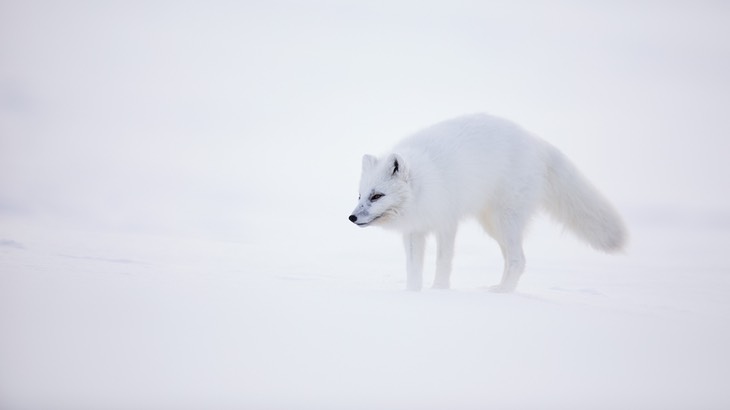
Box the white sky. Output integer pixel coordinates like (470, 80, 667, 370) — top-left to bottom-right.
(1, 1, 729, 238)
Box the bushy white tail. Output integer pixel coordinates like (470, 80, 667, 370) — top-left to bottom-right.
(542, 147, 627, 252)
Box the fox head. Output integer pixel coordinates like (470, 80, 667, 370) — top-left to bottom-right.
(349, 153, 411, 228)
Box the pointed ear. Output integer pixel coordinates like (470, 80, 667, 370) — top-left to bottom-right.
(362, 154, 377, 172)
(386, 153, 408, 180)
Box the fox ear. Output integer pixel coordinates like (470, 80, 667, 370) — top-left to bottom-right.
(362, 154, 377, 172)
(387, 153, 408, 180)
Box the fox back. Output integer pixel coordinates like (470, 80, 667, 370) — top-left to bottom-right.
(350, 113, 546, 232)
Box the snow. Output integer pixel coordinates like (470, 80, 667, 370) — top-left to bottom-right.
(2, 214, 729, 409)
(2, 1, 730, 409)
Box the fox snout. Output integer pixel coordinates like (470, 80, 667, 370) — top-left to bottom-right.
(348, 213, 368, 226)
(348, 205, 374, 227)
(349, 201, 370, 226)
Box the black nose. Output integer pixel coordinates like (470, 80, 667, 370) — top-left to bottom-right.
(349, 215, 357, 222)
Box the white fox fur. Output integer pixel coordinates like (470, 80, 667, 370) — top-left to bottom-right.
(349, 113, 627, 292)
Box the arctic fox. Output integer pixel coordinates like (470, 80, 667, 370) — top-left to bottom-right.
(348, 113, 627, 292)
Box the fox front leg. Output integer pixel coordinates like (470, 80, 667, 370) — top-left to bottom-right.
(433, 227, 457, 289)
(403, 232, 426, 291)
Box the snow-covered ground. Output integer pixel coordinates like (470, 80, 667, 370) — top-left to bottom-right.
(2, 1, 730, 409)
(2, 211, 729, 409)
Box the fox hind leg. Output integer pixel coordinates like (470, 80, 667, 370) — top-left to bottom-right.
(493, 230, 525, 293)
(479, 208, 528, 293)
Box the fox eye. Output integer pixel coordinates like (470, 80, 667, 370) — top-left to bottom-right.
(370, 193, 384, 202)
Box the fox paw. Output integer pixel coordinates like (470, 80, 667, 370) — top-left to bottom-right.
(431, 282, 451, 290)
